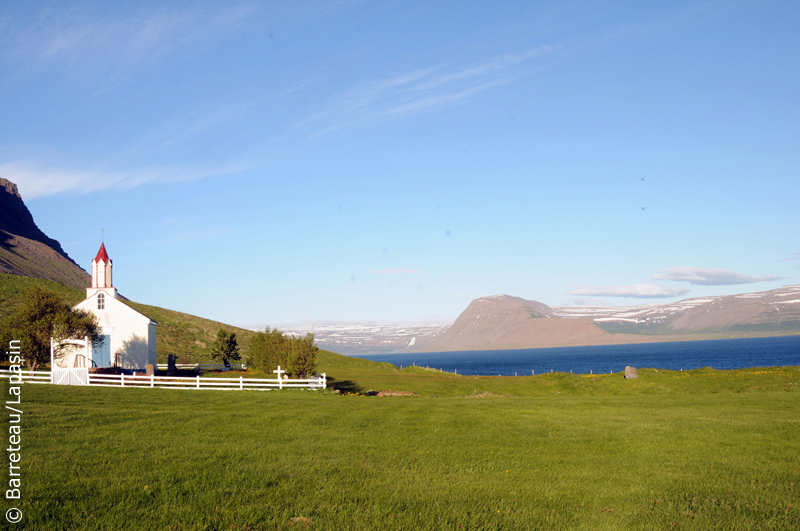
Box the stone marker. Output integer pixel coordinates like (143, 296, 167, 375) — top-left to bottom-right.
(145, 364, 155, 376)
(624, 366, 638, 379)
(167, 353, 177, 373)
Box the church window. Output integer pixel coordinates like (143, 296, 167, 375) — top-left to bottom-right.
(97, 292, 105, 310)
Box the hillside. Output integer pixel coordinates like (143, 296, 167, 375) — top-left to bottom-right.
(124, 299, 258, 363)
(0, 179, 90, 291)
(0, 274, 260, 364)
(0, 273, 85, 320)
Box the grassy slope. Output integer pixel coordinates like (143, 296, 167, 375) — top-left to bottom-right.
(123, 300, 259, 364)
(0, 273, 84, 320)
(6, 372, 799, 530)
(0, 273, 351, 370)
(0, 274, 267, 364)
(320, 363, 800, 397)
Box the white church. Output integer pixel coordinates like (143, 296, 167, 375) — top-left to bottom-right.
(56, 243, 158, 371)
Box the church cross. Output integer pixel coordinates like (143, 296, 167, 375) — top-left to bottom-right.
(101, 228, 106, 242)
(273, 365, 286, 389)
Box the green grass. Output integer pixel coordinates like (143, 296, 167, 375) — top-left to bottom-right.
(2, 273, 799, 528)
(317, 357, 800, 397)
(3, 365, 799, 530)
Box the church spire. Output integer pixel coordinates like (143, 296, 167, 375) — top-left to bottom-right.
(94, 242, 110, 264)
(92, 242, 113, 289)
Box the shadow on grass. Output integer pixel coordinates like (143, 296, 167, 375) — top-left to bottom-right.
(326, 376, 364, 394)
(156, 369, 204, 378)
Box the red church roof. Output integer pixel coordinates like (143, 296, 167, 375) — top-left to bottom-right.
(94, 243, 111, 263)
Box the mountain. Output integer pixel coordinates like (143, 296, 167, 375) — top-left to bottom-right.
(417, 295, 640, 352)
(0, 178, 90, 291)
(552, 285, 800, 334)
(418, 287, 800, 352)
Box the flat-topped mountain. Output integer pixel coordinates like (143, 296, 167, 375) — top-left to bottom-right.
(417, 295, 639, 352)
(417, 286, 800, 352)
(0, 178, 90, 291)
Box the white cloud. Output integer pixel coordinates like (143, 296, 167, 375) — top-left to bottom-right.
(371, 268, 424, 275)
(0, 161, 251, 199)
(652, 267, 781, 286)
(777, 253, 800, 262)
(567, 284, 690, 299)
(297, 44, 562, 137)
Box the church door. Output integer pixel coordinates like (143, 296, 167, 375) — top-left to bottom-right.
(92, 335, 112, 367)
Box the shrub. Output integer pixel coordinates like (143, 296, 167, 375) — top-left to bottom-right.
(248, 328, 318, 377)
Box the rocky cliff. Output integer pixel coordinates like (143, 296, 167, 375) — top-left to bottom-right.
(0, 178, 90, 291)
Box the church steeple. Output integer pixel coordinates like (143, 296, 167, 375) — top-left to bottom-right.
(92, 243, 113, 288)
(87, 242, 117, 300)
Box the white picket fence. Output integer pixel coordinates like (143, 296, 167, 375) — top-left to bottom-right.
(51, 367, 90, 385)
(0, 368, 326, 391)
(0, 369, 50, 384)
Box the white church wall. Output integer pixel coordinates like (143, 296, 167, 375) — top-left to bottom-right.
(75, 292, 155, 370)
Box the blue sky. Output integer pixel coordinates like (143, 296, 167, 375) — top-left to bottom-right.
(2, 0, 798, 326)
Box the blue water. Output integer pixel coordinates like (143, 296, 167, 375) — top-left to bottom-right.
(355, 335, 800, 376)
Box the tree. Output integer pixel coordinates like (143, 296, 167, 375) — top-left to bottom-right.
(0, 285, 100, 371)
(286, 332, 318, 378)
(248, 327, 287, 373)
(210, 330, 240, 367)
(248, 327, 318, 377)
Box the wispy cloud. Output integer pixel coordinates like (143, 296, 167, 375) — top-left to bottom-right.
(2, 4, 259, 82)
(777, 253, 800, 262)
(0, 161, 251, 200)
(0, 83, 271, 199)
(567, 284, 690, 299)
(296, 45, 562, 137)
(115, 91, 272, 160)
(653, 267, 781, 286)
(371, 268, 424, 275)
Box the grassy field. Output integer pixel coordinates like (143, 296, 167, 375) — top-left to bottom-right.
(3, 362, 799, 530)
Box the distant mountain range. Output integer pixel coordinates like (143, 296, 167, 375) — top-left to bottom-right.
(418, 288, 800, 352)
(275, 322, 451, 356)
(270, 285, 800, 355)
